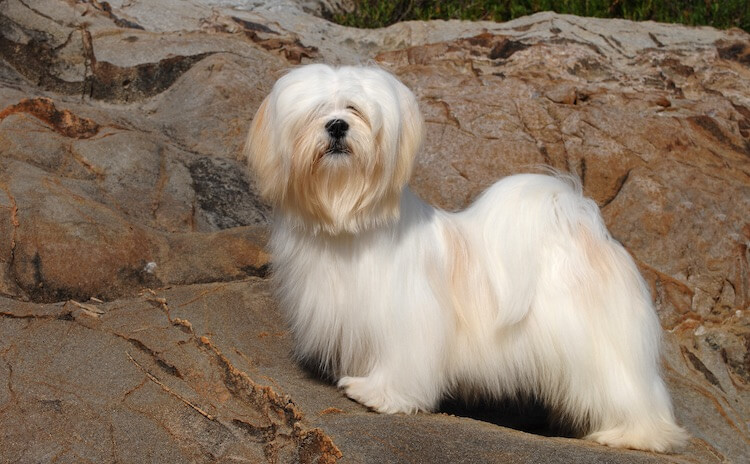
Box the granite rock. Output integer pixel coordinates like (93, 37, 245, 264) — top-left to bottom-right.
(0, 0, 748, 462)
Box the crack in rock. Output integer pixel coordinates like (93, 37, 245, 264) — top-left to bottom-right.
(88, 0, 144, 30)
(193, 333, 341, 463)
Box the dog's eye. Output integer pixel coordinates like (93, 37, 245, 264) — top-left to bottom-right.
(347, 105, 369, 125)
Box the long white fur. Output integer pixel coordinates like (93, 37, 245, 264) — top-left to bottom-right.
(245, 64, 688, 452)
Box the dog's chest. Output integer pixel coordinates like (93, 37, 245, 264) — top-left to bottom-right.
(273, 229, 399, 331)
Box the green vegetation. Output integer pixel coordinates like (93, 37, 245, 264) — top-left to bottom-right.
(328, 0, 750, 32)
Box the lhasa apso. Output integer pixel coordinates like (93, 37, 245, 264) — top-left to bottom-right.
(245, 64, 687, 452)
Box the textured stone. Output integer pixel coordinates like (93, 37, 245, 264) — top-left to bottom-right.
(0, 0, 748, 462)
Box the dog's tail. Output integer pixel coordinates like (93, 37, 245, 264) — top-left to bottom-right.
(458, 173, 594, 328)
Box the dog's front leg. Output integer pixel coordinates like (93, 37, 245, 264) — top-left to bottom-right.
(337, 348, 444, 415)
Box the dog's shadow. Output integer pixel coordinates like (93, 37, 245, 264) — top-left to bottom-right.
(299, 360, 576, 438)
(438, 396, 577, 438)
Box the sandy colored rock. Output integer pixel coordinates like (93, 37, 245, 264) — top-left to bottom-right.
(0, 0, 748, 462)
(0, 282, 340, 463)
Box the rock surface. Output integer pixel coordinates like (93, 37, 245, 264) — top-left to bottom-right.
(0, 0, 748, 462)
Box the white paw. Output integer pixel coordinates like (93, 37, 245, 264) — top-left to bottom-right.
(585, 423, 688, 453)
(337, 376, 418, 414)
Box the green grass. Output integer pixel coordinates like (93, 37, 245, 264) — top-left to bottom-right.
(328, 0, 750, 32)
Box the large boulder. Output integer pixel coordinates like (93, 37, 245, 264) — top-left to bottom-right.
(1, 0, 747, 462)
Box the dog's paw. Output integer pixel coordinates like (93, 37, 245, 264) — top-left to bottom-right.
(337, 376, 418, 414)
(585, 422, 688, 453)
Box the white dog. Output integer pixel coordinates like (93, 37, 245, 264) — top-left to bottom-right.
(245, 64, 688, 452)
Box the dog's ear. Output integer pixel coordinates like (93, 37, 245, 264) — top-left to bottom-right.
(393, 79, 424, 189)
(244, 95, 285, 204)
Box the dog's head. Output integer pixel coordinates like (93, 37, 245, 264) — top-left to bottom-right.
(245, 64, 423, 234)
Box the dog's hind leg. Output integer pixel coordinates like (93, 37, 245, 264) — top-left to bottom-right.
(541, 222, 688, 452)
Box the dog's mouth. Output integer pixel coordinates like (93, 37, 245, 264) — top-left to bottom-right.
(313, 140, 352, 170)
(324, 140, 351, 157)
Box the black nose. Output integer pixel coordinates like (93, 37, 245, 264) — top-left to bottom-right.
(325, 119, 349, 139)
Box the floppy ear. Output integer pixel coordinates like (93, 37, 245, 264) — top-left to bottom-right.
(392, 78, 424, 189)
(244, 96, 285, 204)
